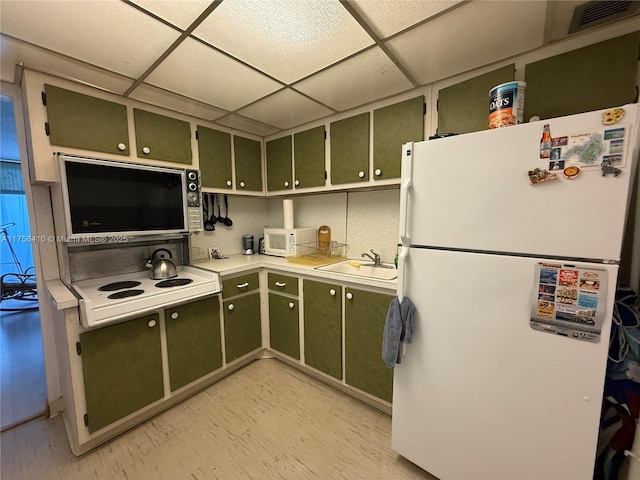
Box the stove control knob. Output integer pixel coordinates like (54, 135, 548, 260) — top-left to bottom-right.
(147, 319, 157, 328)
(228, 303, 234, 311)
(171, 312, 179, 319)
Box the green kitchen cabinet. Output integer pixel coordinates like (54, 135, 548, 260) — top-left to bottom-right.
(330, 112, 370, 185)
(373, 96, 424, 180)
(266, 135, 293, 192)
(133, 108, 192, 164)
(165, 296, 222, 392)
(344, 288, 394, 402)
(268, 293, 300, 359)
(223, 292, 262, 362)
(303, 279, 342, 380)
(267, 272, 298, 296)
(79, 313, 164, 433)
(44, 84, 130, 155)
(222, 272, 260, 299)
(234, 135, 263, 192)
(294, 125, 326, 189)
(197, 126, 233, 189)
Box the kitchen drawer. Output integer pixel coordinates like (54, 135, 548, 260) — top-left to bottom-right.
(267, 273, 298, 296)
(222, 272, 260, 298)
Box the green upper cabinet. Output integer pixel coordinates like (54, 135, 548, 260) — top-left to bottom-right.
(303, 279, 342, 380)
(44, 84, 130, 155)
(524, 33, 639, 120)
(437, 64, 515, 134)
(266, 135, 293, 192)
(234, 135, 263, 192)
(197, 126, 233, 189)
(79, 313, 164, 433)
(344, 288, 394, 403)
(164, 296, 222, 392)
(294, 126, 326, 189)
(373, 96, 424, 180)
(330, 112, 370, 185)
(133, 108, 192, 164)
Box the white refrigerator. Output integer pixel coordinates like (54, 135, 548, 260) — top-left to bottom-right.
(392, 104, 640, 480)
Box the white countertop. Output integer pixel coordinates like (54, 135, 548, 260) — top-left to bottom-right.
(194, 254, 398, 291)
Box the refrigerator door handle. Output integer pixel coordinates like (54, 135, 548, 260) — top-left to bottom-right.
(399, 143, 414, 246)
(397, 246, 410, 302)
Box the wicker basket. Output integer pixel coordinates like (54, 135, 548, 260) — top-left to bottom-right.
(287, 241, 347, 266)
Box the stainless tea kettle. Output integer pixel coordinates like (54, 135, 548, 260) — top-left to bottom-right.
(146, 248, 177, 279)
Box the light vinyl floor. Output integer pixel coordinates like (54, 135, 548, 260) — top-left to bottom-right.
(1, 358, 435, 480)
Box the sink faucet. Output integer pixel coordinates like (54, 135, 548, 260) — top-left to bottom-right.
(361, 249, 381, 265)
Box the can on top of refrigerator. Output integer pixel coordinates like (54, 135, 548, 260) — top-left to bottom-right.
(489, 81, 526, 129)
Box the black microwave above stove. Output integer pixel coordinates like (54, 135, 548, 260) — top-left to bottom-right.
(58, 154, 202, 239)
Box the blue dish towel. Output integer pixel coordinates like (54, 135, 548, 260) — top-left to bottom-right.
(382, 296, 415, 368)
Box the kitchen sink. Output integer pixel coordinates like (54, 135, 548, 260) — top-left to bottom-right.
(315, 259, 398, 281)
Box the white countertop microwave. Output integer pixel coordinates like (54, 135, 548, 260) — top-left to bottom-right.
(57, 154, 202, 240)
(263, 227, 316, 257)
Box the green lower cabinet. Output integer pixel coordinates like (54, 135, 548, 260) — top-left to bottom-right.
(344, 288, 394, 402)
(223, 292, 262, 362)
(303, 279, 342, 380)
(79, 314, 164, 433)
(268, 293, 300, 359)
(165, 296, 222, 392)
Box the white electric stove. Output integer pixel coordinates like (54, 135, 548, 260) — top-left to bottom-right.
(71, 265, 221, 328)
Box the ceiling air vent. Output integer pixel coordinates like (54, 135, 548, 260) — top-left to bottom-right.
(569, 1, 640, 34)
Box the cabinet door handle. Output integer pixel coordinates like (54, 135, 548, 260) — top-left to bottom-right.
(171, 312, 179, 319)
(237, 282, 249, 288)
(142, 146, 151, 154)
(147, 319, 157, 328)
(117, 143, 127, 151)
(294, 179, 300, 186)
(346, 292, 353, 300)
(228, 303, 234, 311)
(375, 168, 382, 176)
(284, 181, 289, 188)
(288, 302, 295, 309)
(226, 180, 232, 187)
(329, 289, 336, 296)
(358, 171, 365, 178)
(275, 282, 286, 287)
(239, 181, 245, 188)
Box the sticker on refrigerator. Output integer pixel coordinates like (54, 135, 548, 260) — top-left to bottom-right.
(549, 125, 629, 171)
(530, 262, 608, 343)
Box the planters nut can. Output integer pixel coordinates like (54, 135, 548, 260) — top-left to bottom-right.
(489, 81, 526, 129)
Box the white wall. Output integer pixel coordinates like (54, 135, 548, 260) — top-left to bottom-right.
(191, 188, 400, 264)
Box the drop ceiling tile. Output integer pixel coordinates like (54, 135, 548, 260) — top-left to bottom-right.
(192, 0, 374, 84)
(216, 113, 281, 137)
(237, 89, 333, 130)
(294, 47, 413, 111)
(0, 35, 136, 94)
(129, 0, 213, 30)
(129, 83, 228, 122)
(145, 37, 282, 112)
(350, 0, 463, 38)
(386, 1, 546, 85)
(0, 1, 181, 79)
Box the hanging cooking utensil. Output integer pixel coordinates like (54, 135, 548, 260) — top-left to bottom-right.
(223, 194, 233, 226)
(216, 193, 225, 224)
(203, 193, 214, 231)
(210, 194, 217, 225)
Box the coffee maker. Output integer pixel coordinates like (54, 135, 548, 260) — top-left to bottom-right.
(242, 235, 254, 255)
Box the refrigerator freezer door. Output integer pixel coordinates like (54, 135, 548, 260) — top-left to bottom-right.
(400, 104, 639, 262)
(392, 248, 618, 480)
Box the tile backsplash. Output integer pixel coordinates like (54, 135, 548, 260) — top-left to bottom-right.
(191, 188, 400, 262)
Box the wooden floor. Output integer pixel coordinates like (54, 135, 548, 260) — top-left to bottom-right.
(0, 300, 47, 431)
(1, 358, 436, 480)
